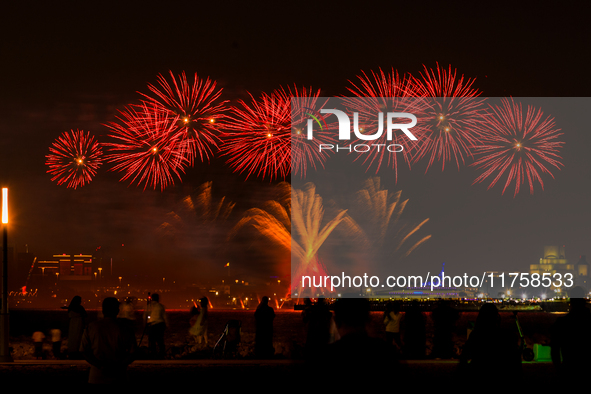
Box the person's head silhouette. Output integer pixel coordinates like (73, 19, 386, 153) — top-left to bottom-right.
(475, 303, 500, 330)
(102, 297, 120, 318)
(333, 298, 371, 335)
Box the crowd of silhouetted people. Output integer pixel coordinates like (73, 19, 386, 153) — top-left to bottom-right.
(23, 286, 591, 385)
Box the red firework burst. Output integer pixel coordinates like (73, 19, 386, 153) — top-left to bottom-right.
(411, 63, 488, 172)
(104, 104, 187, 191)
(222, 86, 331, 179)
(222, 89, 290, 180)
(139, 71, 227, 165)
(46, 129, 103, 189)
(471, 98, 564, 196)
(345, 68, 429, 178)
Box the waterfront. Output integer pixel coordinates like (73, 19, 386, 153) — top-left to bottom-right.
(7, 307, 562, 360)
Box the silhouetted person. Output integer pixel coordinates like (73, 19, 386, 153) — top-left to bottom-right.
(302, 298, 333, 359)
(322, 298, 399, 388)
(118, 297, 135, 321)
(50, 328, 62, 359)
(402, 302, 426, 359)
(66, 295, 87, 359)
(301, 298, 313, 325)
(143, 293, 168, 358)
(254, 296, 275, 358)
(189, 297, 209, 348)
(81, 297, 137, 385)
(551, 286, 591, 378)
(460, 303, 521, 383)
(431, 300, 459, 358)
(383, 302, 402, 349)
(32, 331, 45, 359)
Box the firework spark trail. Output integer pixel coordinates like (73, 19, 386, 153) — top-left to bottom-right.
(222, 86, 332, 180)
(471, 98, 564, 196)
(185, 181, 235, 223)
(159, 181, 235, 231)
(291, 183, 348, 296)
(228, 183, 293, 291)
(46, 129, 103, 188)
(140, 71, 227, 165)
(291, 183, 348, 265)
(104, 103, 188, 191)
(345, 177, 431, 257)
(345, 68, 430, 178)
(411, 63, 488, 172)
(230, 182, 292, 252)
(157, 181, 235, 250)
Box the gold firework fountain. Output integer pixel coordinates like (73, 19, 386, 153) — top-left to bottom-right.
(291, 183, 348, 296)
(231, 182, 348, 297)
(232, 178, 430, 298)
(341, 177, 431, 280)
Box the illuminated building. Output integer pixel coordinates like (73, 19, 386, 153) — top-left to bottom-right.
(36, 253, 96, 280)
(529, 246, 589, 292)
(530, 245, 571, 277)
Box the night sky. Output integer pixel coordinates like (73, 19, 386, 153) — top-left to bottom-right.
(1, 2, 590, 286)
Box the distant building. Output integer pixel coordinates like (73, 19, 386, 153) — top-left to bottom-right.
(36, 253, 97, 281)
(530, 245, 571, 276)
(529, 245, 589, 293)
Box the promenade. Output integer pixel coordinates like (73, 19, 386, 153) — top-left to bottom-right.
(0, 359, 558, 386)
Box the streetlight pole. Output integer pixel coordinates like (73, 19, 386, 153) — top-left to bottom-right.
(1, 188, 13, 362)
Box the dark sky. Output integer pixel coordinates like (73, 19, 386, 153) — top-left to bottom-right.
(1, 1, 590, 284)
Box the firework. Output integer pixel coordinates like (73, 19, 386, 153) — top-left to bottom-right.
(231, 186, 292, 252)
(345, 68, 429, 178)
(159, 181, 235, 233)
(222, 86, 332, 180)
(140, 71, 227, 164)
(157, 181, 235, 252)
(291, 183, 348, 295)
(181, 181, 235, 223)
(221, 89, 290, 180)
(46, 129, 103, 188)
(348, 177, 431, 254)
(230, 182, 346, 295)
(471, 98, 564, 196)
(290, 87, 335, 177)
(229, 183, 292, 287)
(104, 104, 187, 191)
(411, 63, 487, 171)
